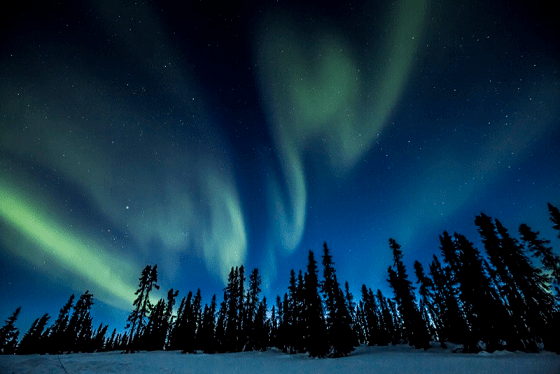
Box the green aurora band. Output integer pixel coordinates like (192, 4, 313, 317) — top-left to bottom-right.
(0, 176, 140, 310)
(255, 0, 427, 266)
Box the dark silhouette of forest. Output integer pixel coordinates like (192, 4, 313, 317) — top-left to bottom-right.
(2, 203, 560, 357)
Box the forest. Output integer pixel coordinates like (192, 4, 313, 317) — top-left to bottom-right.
(1, 203, 559, 358)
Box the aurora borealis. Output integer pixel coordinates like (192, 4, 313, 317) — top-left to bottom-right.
(1, 0, 559, 332)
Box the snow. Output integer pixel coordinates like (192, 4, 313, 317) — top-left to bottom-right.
(1, 345, 558, 374)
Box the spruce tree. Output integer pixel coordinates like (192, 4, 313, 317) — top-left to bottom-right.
(358, 285, 379, 346)
(163, 289, 179, 349)
(428, 254, 467, 346)
(168, 295, 187, 351)
(344, 282, 356, 326)
(387, 239, 430, 349)
(303, 250, 328, 357)
(189, 289, 203, 352)
(321, 243, 356, 357)
(143, 299, 166, 351)
(274, 295, 285, 352)
(476, 214, 554, 351)
(199, 294, 217, 353)
(295, 270, 306, 352)
(92, 324, 108, 352)
(451, 232, 511, 352)
(281, 292, 291, 353)
(66, 291, 94, 353)
(414, 261, 440, 342)
(376, 289, 395, 345)
(0, 307, 21, 355)
(253, 296, 269, 351)
(18, 313, 50, 355)
(245, 268, 262, 351)
(286, 269, 303, 353)
(46, 294, 74, 354)
(225, 267, 240, 352)
(215, 291, 228, 352)
(105, 328, 117, 351)
(270, 305, 278, 348)
(126, 264, 159, 351)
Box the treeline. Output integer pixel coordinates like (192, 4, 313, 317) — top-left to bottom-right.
(2, 203, 560, 356)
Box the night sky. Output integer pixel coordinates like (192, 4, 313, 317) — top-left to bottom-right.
(1, 0, 559, 333)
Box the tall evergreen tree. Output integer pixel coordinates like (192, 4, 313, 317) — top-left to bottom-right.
(189, 289, 203, 352)
(303, 250, 328, 357)
(387, 239, 430, 349)
(92, 324, 108, 352)
(47, 294, 74, 354)
(215, 290, 228, 353)
(18, 314, 50, 355)
(449, 232, 511, 352)
(171, 289, 202, 353)
(105, 328, 117, 351)
(163, 289, 179, 349)
(253, 296, 269, 351)
(126, 264, 159, 351)
(269, 305, 278, 348)
(476, 214, 554, 351)
(143, 298, 166, 351)
(285, 269, 304, 353)
(245, 268, 262, 351)
(224, 267, 241, 352)
(344, 282, 356, 325)
(414, 261, 440, 342)
(67, 291, 94, 353)
(199, 294, 217, 353)
(358, 285, 379, 346)
(428, 254, 467, 346)
(0, 307, 21, 355)
(274, 295, 285, 352)
(168, 295, 187, 351)
(321, 243, 356, 357)
(376, 289, 396, 345)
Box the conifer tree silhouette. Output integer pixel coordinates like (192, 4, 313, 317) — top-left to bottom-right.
(64, 291, 94, 353)
(0, 307, 21, 355)
(215, 290, 228, 353)
(428, 254, 467, 347)
(143, 298, 166, 351)
(126, 265, 159, 351)
(414, 261, 440, 342)
(92, 324, 108, 352)
(377, 289, 397, 345)
(447, 232, 510, 352)
(387, 239, 430, 349)
(245, 268, 263, 351)
(199, 294, 217, 353)
(18, 313, 50, 354)
(476, 214, 554, 351)
(321, 243, 356, 357)
(163, 289, 179, 349)
(304, 250, 328, 357)
(47, 294, 74, 354)
(357, 286, 378, 346)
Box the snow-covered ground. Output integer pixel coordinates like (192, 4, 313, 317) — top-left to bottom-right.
(1, 344, 559, 374)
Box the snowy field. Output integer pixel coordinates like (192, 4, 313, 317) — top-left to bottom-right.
(1, 345, 559, 374)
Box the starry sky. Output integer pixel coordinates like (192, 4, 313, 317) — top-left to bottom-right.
(1, 0, 559, 333)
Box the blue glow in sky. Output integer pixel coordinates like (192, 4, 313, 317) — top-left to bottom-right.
(1, 0, 559, 332)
